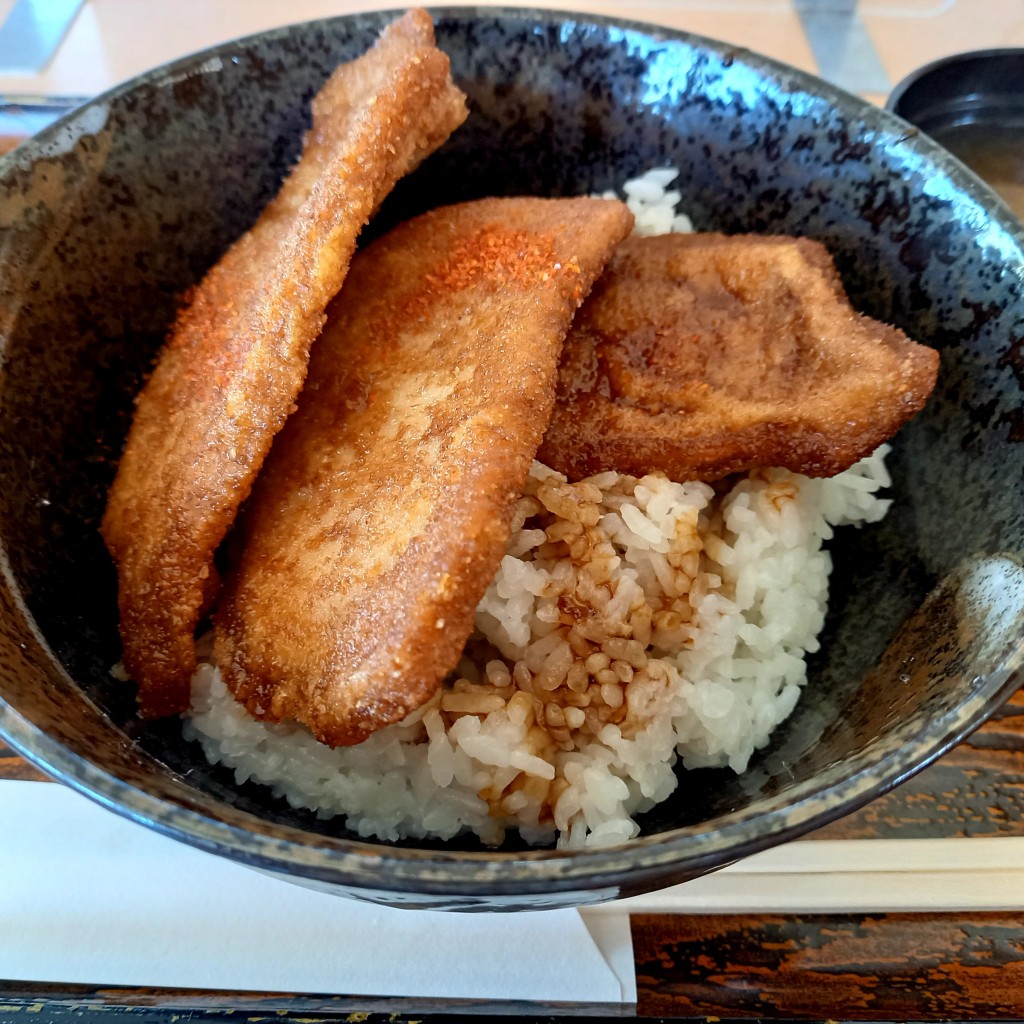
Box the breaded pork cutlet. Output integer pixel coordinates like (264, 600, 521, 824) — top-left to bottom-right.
(214, 196, 634, 747)
(101, 10, 468, 718)
(539, 232, 940, 482)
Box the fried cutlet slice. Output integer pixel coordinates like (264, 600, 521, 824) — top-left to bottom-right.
(538, 233, 940, 482)
(101, 10, 468, 718)
(213, 196, 634, 747)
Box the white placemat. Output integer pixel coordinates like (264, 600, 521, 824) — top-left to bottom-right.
(2, 780, 635, 1003)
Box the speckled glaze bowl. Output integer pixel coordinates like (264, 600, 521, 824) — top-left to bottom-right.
(2, 8, 1024, 911)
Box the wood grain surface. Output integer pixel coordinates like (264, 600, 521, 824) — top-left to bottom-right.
(634, 911, 1024, 1019)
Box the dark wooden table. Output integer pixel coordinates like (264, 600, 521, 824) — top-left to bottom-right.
(3, 130, 1024, 1024)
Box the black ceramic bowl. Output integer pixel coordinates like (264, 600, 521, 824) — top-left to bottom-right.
(2, 8, 1024, 912)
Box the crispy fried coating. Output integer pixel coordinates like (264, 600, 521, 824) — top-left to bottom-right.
(538, 233, 940, 482)
(101, 10, 468, 718)
(214, 196, 634, 747)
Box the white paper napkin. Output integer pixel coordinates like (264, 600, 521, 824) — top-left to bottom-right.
(1, 780, 634, 1003)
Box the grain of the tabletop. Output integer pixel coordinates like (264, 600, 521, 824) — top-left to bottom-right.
(633, 911, 1024, 1019)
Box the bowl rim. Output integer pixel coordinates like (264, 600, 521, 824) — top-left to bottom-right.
(5, 650, 1023, 896)
(2, 5, 1024, 902)
(887, 47, 1024, 120)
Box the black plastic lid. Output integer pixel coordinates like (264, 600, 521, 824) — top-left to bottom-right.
(888, 48, 1024, 132)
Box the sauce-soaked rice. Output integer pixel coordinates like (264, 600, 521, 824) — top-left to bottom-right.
(439, 465, 710, 824)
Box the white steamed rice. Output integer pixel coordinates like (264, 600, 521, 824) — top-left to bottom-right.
(181, 169, 893, 850)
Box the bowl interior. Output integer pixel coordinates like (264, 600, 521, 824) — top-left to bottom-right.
(1, 9, 1024, 897)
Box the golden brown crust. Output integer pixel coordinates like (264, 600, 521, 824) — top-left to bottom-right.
(101, 10, 468, 718)
(538, 232, 940, 482)
(214, 196, 634, 747)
